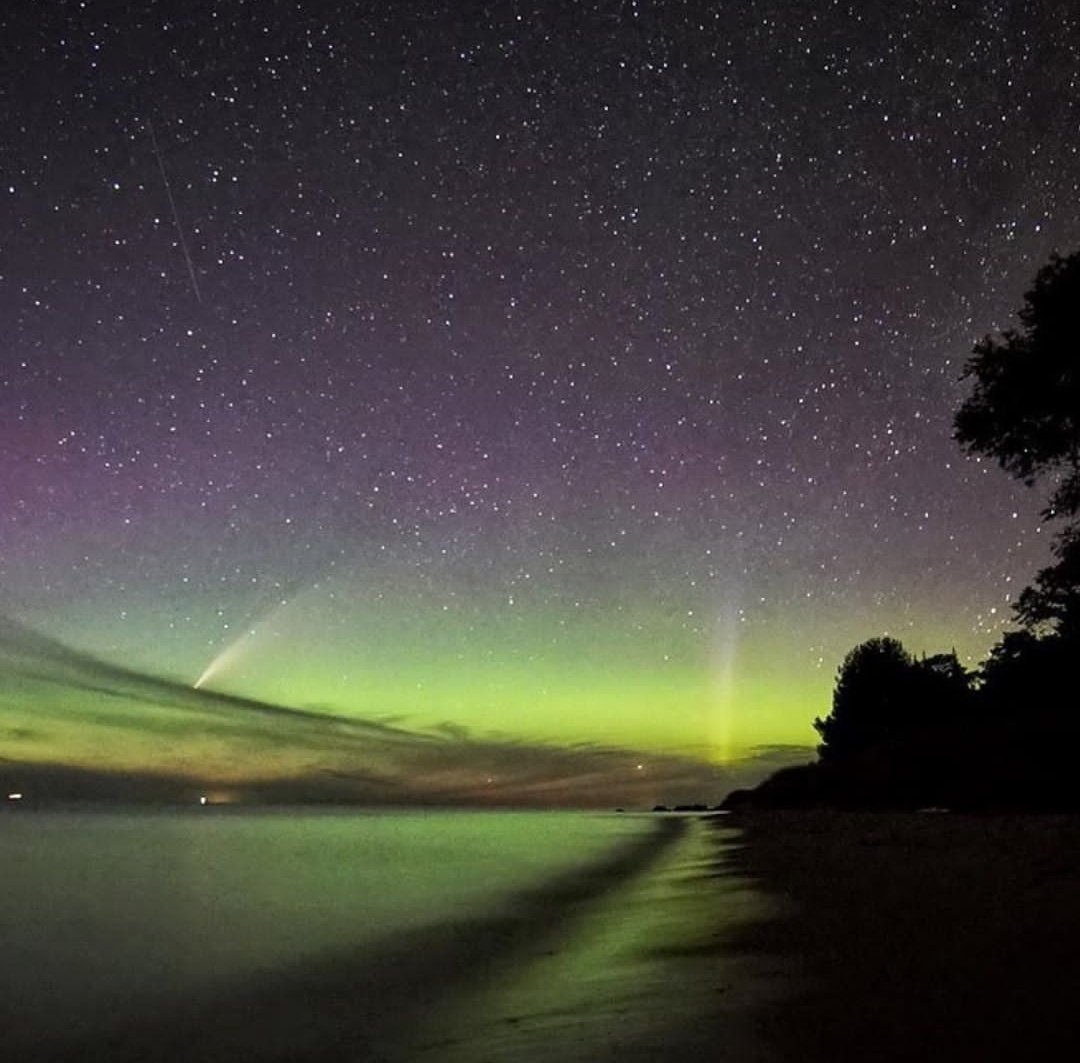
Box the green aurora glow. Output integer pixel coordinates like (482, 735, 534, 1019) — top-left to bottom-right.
(2, 1, 1067, 804)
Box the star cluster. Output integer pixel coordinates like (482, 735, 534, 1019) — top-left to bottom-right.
(3, 0, 1079, 780)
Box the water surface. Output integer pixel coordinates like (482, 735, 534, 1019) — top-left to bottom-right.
(0, 808, 775, 1061)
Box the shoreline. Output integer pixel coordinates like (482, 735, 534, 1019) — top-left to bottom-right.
(720, 810, 1080, 1062)
(18, 806, 1078, 1061)
(389, 815, 778, 1062)
(10, 813, 770, 1063)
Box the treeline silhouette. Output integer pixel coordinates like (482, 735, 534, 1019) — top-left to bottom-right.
(728, 251, 1080, 811)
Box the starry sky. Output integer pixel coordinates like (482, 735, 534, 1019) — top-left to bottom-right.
(3, 0, 1080, 804)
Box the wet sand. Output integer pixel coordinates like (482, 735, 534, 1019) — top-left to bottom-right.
(391, 815, 780, 1063)
(722, 811, 1080, 1063)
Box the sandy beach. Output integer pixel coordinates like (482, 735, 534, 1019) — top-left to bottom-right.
(342, 810, 1080, 1062)
(722, 810, 1080, 1062)
(386, 816, 780, 1063)
(14, 810, 1080, 1062)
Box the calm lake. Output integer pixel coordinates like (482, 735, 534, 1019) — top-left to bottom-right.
(1, 808, 774, 1062)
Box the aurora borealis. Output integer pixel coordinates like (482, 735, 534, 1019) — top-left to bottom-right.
(3, 1, 1080, 804)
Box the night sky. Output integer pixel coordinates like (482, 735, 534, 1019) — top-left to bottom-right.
(3, 0, 1079, 804)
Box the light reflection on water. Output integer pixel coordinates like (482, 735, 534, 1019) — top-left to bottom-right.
(0, 808, 648, 1051)
(0, 810, 778, 1061)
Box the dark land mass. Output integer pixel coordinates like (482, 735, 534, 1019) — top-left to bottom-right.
(721, 810, 1080, 1063)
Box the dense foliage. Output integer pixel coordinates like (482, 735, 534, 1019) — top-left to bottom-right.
(814, 638, 971, 765)
(955, 250, 1080, 522)
(956, 250, 1080, 640)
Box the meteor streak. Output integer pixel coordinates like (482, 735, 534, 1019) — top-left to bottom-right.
(147, 118, 203, 304)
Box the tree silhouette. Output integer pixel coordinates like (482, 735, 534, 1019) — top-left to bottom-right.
(947, 249, 1080, 805)
(978, 629, 1073, 716)
(956, 250, 1080, 639)
(738, 252, 1080, 810)
(915, 651, 974, 716)
(814, 638, 974, 768)
(955, 250, 1080, 521)
(812, 635, 980, 799)
(814, 637, 917, 764)
(1014, 525, 1080, 638)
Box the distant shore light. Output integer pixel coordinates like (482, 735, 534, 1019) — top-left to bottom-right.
(7, 793, 23, 801)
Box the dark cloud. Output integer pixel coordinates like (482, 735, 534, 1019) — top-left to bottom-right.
(1, 617, 746, 806)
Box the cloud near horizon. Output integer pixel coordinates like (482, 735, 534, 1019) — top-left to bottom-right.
(0, 616, 800, 806)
